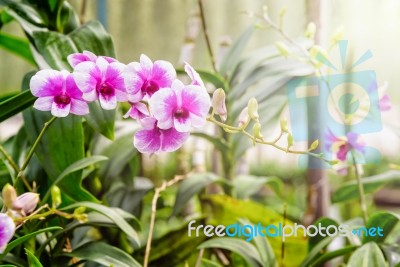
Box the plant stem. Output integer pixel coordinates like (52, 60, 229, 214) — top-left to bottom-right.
(143, 173, 189, 267)
(351, 152, 368, 225)
(0, 145, 19, 174)
(197, 0, 217, 73)
(14, 116, 57, 191)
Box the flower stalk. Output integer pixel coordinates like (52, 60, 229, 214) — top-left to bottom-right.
(351, 152, 368, 224)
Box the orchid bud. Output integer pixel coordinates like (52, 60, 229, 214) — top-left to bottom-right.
(238, 107, 249, 128)
(2, 184, 17, 210)
(13, 193, 39, 214)
(275, 42, 291, 58)
(247, 98, 259, 121)
(308, 139, 319, 151)
(51, 186, 62, 208)
(212, 88, 227, 122)
(280, 117, 288, 133)
(305, 22, 316, 39)
(287, 133, 294, 148)
(253, 122, 263, 140)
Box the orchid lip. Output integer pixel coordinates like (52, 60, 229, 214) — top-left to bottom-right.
(99, 83, 114, 96)
(54, 93, 71, 105)
(142, 80, 159, 96)
(174, 108, 189, 120)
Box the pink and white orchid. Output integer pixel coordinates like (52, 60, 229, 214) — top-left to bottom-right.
(134, 117, 189, 154)
(67, 50, 116, 68)
(324, 129, 366, 162)
(124, 54, 176, 102)
(30, 69, 89, 117)
(73, 57, 127, 110)
(123, 102, 150, 120)
(184, 62, 206, 89)
(149, 79, 211, 132)
(0, 213, 15, 253)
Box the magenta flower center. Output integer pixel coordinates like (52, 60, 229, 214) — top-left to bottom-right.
(174, 108, 189, 120)
(142, 80, 159, 96)
(54, 93, 71, 105)
(99, 84, 114, 96)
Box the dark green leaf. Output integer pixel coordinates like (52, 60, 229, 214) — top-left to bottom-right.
(363, 211, 399, 243)
(200, 258, 223, 267)
(24, 249, 43, 267)
(332, 170, 400, 203)
(66, 242, 141, 267)
(309, 246, 357, 267)
(41, 155, 108, 203)
(347, 242, 386, 267)
(0, 88, 35, 123)
(300, 236, 335, 267)
(85, 101, 115, 140)
(309, 217, 338, 251)
(0, 32, 35, 64)
(198, 237, 263, 267)
(61, 202, 140, 245)
(172, 173, 225, 216)
(0, 226, 62, 260)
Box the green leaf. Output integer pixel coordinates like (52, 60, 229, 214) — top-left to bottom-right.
(61, 202, 140, 245)
(66, 242, 141, 267)
(198, 237, 263, 267)
(85, 101, 115, 140)
(363, 211, 399, 243)
(191, 132, 229, 152)
(232, 175, 283, 199)
(200, 258, 223, 267)
(0, 86, 35, 123)
(176, 69, 226, 90)
(0, 226, 62, 260)
(300, 236, 335, 267)
(309, 245, 357, 267)
(219, 26, 254, 77)
(33, 20, 115, 70)
(309, 217, 338, 251)
(332, 170, 400, 203)
(347, 242, 387, 267)
(0, 32, 35, 65)
(23, 111, 96, 202)
(48, 0, 58, 11)
(24, 249, 43, 267)
(172, 173, 226, 216)
(41, 155, 108, 203)
(204, 195, 308, 267)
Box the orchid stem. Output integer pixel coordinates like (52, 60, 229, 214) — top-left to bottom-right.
(14, 116, 57, 191)
(351, 152, 368, 225)
(0, 144, 19, 175)
(197, 0, 217, 73)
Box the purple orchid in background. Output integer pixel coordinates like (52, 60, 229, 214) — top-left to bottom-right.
(67, 50, 116, 68)
(73, 57, 127, 110)
(123, 102, 150, 120)
(0, 213, 15, 253)
(324, 129, 366, 162)
(184, 62, 206, 90)
(30, 70, 89, 117)
(124, 54, 176, 102)
(134, 117, 189, 154)
(149, 79, 211, 132)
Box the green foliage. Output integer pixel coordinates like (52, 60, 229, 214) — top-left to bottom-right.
(0, 32, 35, 65)
(347, 242, 387, 267)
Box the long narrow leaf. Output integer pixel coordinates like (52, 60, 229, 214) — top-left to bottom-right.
(0, 32, 35, 64)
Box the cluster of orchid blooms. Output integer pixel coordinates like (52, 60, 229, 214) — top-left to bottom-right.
(30, 51, 214, 154)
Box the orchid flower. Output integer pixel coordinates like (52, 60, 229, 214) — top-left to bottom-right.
(134, 117, 189, 154)
(73, 57, 127, 110)
(67, 50, 116, 68)
(0, 213, 15, 253)
(149, 79, 211, 132)
(123, 102, 150, 120)
(30, 69, 89, 117)
(124, 54, 176, 102)
(324, 129, 366, 162)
